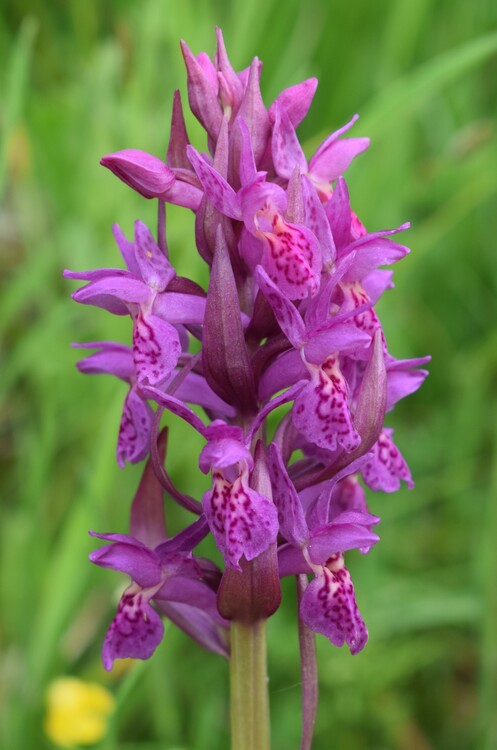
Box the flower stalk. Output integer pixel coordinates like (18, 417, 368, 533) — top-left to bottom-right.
(230, 619, 270, 750)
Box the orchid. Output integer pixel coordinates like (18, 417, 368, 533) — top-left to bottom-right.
(67, 29, 429, 750)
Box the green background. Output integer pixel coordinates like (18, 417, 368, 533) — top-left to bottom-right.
(1, 1, 496, 748)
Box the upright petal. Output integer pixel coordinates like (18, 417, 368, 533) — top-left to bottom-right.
(133, 221, 175, 292)
(186, 145, 241, 219)
(270, 77, 318, 128)
(271, 102, 307, 180)
(308, 115, 369, 183)
(254, 265, 306, 348)
(267, 443, 309, 547)
(324, 176, 352, 251)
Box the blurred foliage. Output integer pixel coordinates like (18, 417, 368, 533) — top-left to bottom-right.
(1, 1, 496, 748)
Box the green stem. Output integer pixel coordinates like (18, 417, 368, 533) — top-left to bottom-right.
(230, 619, 270, 750)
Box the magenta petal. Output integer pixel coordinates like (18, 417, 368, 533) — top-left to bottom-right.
(142, 386, 207, 436)
(117, 387, 153, 467)
(343, 236, 410, 279)
(72, 274, 152, 309)
(89, 539, 162, 588)
(134, 221, 175, 292)
(362, 429, 414, 492)
(152, 291, 206, 326)
(186, 145, 241, 219)
(199, 427, 251, 474)
(300, 560, 368, 654)
(267, 443, 309, 547)
(258, 349, 307, 402)
(362, 270, 394, 303)
(248, 380, 307, 444)
(302, 175, 336, 265)
(259, 213, 321, 301)
(254, 265, 306, 348)
(100, 149, 175, 199)
(304, 322, 370, 364)
(310, 137, 370, 183)
(202, 473, 278, 569)
(173, 372, 236, 417)
(271, 102, 307, 180)
(102, 590, 164, 671)
(324, 177, 352, 251)
(292, 357, 361, 453)
(278, 544, 311, 577)
(386, 356, 430, 411)
(309, 114, 368, 179)
(132, 312, 181, 387)
(112, 224, 141, 276)
(157, 600, 229, 657)
(163, 177, 203, 211)
(270, 77, 318, 128)
(74, 341, 134, 381)
(306, 523, 379, 564)
(238, 118, 258, 185)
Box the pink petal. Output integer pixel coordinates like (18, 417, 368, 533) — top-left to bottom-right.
(132, 312, 181, 387)
(362, 429, 414, 492)
(271, 102, 307, 180)
(267, 443, 309, 547)
(186, 145, 241, 218)
(134, 221, 175, 292)
(258, 210, 321, 300)
(202, 472, 278, 570)
(254, 265, 306, 347)
(300, 556, 368, 654)
(292, 356, 361, 453)
(117, 387, 153, 467)
(270, 77, 318, 128)
(102, 589, 164, 671)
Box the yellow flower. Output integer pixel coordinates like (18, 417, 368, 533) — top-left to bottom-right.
(44, 677, 115, 747)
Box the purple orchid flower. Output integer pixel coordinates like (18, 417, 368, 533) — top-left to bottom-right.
(69, 33, 429, 750)
(268, 443, 379, 654)
(90, 516, 228, 669)
(199, 421, 279, 570)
